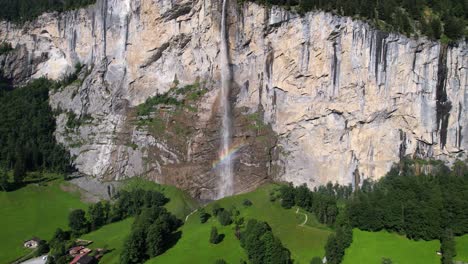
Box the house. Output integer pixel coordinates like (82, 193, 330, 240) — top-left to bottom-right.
(69, 246, 84, 256)
(23, 237, 41, 248)
(69, 246, 92, 257)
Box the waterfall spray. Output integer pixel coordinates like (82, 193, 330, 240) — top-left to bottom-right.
(218, 0, 233, 199)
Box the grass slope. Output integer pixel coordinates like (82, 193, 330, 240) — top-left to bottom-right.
(455, 234, 468, 262)
(81, 178, 199, 263)
(81, 218, 134, 263)
(343, 229, 440, 264)
(0, 177, 87, 263)
(148, 184, 332, 264)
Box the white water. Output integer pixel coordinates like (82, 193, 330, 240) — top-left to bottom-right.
(218, 0, 233, 199)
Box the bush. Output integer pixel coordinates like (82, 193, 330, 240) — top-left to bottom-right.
(212, 204, 222, 216)
(199, 208, 210, 224)
(36, 240, 50, 256)
(217, 210, 232, 226)
(214, 259, 227, 264)
(242, 199, 253, 207)
(210, 226, 223, 244)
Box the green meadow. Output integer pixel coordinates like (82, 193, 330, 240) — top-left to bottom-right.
(0, 176, 86, 263)
(455, 234, 468, 262)
(342, 229, 440, 264)
(148, 184, 332, 264)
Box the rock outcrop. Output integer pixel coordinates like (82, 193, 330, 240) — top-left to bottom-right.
(0, 0, 466, 198)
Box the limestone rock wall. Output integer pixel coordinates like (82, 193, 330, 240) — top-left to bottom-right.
(0, 0, 466, 196)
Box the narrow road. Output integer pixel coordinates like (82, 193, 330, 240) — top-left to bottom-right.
(19, 255, 47, 264)
(296, 208, 308, 226)
(185, 209, 198, 222)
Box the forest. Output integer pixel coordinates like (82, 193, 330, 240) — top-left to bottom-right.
(246, 0, 466, 41)
(0, 0, 95, 22)
(0, 78, 71, 188)
(278, 158, 468, 264)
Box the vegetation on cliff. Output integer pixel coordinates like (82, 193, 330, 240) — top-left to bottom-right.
(245, 0, 466, 41)
(0, 0, 95, 22)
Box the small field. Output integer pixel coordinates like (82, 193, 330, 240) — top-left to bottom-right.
(81, 218, 133, 263)
(148, 184, 332, 264)
(455, 234, 468, 262)
(342, 229, 440, 264)
(0, 175, 87, 263)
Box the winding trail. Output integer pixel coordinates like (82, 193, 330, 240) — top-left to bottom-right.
(185, 209, 198, 222)
(296, 208, 308, 226)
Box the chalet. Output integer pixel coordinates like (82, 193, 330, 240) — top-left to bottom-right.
(69, 246, 92, 257)
(23, 237, 41, 249)
(69, 246, 84, 256)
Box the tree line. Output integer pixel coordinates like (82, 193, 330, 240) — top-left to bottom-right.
(245, 0, 466, 41)
(0, 78, 71, 190)
(0, 0, 95, 22)
(347, 159, 468, 241)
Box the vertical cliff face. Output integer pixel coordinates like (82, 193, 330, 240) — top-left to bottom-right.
(0, 0, 466, 198)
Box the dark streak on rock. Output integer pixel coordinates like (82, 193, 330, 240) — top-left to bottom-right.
(375, 31, 389, 82)
(435, 44, 452, 149)
(332, 42, 338, 87)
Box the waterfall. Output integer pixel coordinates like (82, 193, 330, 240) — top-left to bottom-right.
(217, 0, 233, 199)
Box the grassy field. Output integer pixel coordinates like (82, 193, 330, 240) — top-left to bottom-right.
(148, 184, 332, 264)
(455, 234, 468, 262)
(342, 229, 440, 264)
(0, 176, 87, 263)
(81, 218, 133, 263)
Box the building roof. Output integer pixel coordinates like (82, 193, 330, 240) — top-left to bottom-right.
(77, 255, 96, 264)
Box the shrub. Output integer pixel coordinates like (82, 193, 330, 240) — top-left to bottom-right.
(218, 210, 232, 226)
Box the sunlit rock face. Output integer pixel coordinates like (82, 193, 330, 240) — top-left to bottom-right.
(0, 0, 466, 198)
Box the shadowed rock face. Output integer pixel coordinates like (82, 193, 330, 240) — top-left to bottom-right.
(0, 0, 466, 198)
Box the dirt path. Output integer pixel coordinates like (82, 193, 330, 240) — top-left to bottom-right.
(296, 208, 308, 226)
(185, 209, 198, 222)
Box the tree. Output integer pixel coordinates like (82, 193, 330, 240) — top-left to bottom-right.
(36, 240, 50, 256)
(218, 210, 233, 226)
(121, 228, 147, 264)
(68, 209, 88, 235)
(243, 199, 253, 207)
(430, 17, 442, 39)
(280, 185, 295, 209)
(444, 16, 465, 40)
(13, 155, 26, 184)
(240, 220, 291, 264)
(212, 204, 222, 216)
(146, 223, 167, 257)
(441, 229, 456, 264)
(210, 226, 223, 244)
(199, 208, 210, 224)
(88, 201, 110, 230)
(0, 168, 8, 191)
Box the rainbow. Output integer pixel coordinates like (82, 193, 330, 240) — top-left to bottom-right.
(212, 142, 245, 170)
